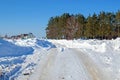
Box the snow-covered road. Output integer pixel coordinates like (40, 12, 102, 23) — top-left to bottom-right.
(0, 38, 120, 80)
(72, 49, 111, 80)
(30, 48, 111, 80)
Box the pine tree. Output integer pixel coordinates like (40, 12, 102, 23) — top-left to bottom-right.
(85, 15, 93, 39)
(75, 14, 85, 39)
(116, 10, 120, 37)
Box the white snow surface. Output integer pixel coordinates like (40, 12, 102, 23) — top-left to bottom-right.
(0, 38, 120, 80)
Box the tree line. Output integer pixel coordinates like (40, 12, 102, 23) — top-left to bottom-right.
(46, 11, 120, 39)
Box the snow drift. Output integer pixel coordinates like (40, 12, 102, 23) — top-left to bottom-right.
(10, 38, 56, 49)
(0, 39, 34, 57)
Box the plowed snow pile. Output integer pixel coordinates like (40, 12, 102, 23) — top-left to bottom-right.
(0, 38, 55, 80)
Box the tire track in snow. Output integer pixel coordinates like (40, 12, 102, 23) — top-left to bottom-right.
(30, 47, 111, 80)
(38, 48, 57, 80)
(29, 48, 57, 80)
(72, 49, 111, 80)
(51, 48, 90, 80)
(30, 48, 90, 80)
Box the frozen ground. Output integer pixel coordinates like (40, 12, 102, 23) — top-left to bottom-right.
(0, 38, 120, 80)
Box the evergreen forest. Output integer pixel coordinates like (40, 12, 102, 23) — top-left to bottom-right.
(46, 11, 120, 39)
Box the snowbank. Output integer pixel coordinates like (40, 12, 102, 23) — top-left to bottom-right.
(36, 39, 56, 48)
(0, 38, 56, 80)
(49, 38, 120, 53)
(9, 38, 56, 49)
(0, 39, 34, 57)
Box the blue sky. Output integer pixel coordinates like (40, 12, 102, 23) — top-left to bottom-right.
(0, 0, 120, 37)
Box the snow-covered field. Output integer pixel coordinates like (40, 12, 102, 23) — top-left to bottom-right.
(0, 38, 120, 80)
